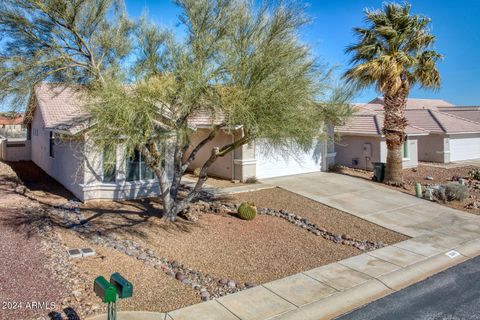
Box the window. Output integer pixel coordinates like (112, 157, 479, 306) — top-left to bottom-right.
(402, 139, 409, 159)
(102, 145, 116, 183)
(126, 149, 155, 181)
(26, 126, 31, 140)
(49, 132, 55, 158)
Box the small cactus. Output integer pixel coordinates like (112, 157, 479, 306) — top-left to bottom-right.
(237, 202, 257, 220)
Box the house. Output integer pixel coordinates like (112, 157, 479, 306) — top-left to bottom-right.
(335, 98, 480, 169)
(21, 83, 332, 201)
(0, 113, 25, 138)
(335, 107, 429, 170)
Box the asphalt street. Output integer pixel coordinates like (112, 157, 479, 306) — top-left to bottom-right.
(337, 255, 480, 320)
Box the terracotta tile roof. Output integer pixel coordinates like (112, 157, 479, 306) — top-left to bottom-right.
(369, 97, 454, 110)
(437, 106, 480, 124)
(30, 83, 90, 134)
(27, 83, 225, 134)
(336, 107, 428, 136)
(403, 109, 480, 134)
(0, 115, 24, 125)
(187, 110, 225, 127)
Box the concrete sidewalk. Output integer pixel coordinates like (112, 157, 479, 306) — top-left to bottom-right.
(88, 172, 480, 320)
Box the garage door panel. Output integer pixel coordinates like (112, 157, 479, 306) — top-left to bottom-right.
(255, 140, 323, 179)
(450, 136, 480, 161)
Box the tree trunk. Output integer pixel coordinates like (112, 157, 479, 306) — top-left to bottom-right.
(385, 144, 403, 185)
(383, 90, 408, 186)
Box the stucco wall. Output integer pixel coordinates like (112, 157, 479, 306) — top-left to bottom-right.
(417, 134, 448, 163)
(185, 128, 235, 180)
(30, 107, 85, 200)
(335, 135, 382, 170)
(0, 139, 31, 161)
(379, 137, 419, 168)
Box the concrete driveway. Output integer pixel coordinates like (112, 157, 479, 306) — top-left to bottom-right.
(262, 172, 479, 238)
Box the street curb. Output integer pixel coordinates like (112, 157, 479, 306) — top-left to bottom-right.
(376, 250, 469, 291)
(86, 311, 167, 320)
(270, 279, 393, 320)
(454, 238, 480, 258)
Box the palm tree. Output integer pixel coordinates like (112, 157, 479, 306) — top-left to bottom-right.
(344, 2, 441, 185)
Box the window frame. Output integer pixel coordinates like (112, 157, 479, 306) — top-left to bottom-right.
(402, 138, 409, 160)
(126, 149, 155, 182)
(102, 145, 117, 183)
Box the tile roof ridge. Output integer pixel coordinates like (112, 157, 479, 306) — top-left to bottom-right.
(427, 109, 447, 133)
(373, 114, 382, 135)
(431, 108, 480, 126)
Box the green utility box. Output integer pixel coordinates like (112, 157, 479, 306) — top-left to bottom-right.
(110, 272, 133, 299)
(372, 162, 386, 182)
(94, 276, 118, 303)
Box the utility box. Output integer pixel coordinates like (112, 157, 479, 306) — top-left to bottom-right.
(110, 272, 133, 299)
(94, 276, 118, 303)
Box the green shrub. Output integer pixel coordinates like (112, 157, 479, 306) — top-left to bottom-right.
(435, 182, 469, 202)
(469, 168, 480, 180)
(445, 182, 469, 201)
(193, 168, 201, 177)
(245, 176, 257, 184)
(237, 202, 257, 220)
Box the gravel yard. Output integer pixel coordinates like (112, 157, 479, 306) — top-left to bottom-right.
(0, 161, 408, 318)
(0, 163, 66, 320)
(334, 164, 480, 214)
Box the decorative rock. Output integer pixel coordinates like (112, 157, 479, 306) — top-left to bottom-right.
(425, 176, 434, 181)
(218, 278, 228, 286)
(200, 291, 210, 301)
(227, 280, 236, 288)
(175, 272, 186, 281)
(137, 252, 148, 260)
(245, 282, 255, 288)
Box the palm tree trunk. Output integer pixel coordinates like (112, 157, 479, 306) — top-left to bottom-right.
(383, 91, 408, 186)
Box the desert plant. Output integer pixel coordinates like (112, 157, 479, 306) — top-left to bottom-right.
(344, 3, 441, 185)
(469, 168, 480, 181)
(435, 183, 469, 202)
(245, 176, 257, 184)
(193, 168, 201, 177)
(237, 202, 257, 220)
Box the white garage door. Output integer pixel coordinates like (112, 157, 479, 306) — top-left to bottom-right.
(450, 136, 480, 161)
(255, 140, 323, 179)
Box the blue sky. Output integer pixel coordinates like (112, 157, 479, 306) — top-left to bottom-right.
(125, 0, 480, 105)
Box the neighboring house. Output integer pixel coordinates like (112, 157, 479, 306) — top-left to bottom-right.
(335, 108, 428, 170)
(437, 106, 480, 123)
(336, 98, 480, 169)
(22, 83, 331, 201)
(0, 113, 25, 138)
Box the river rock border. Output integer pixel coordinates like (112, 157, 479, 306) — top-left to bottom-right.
(81, 231, 253, 301)
(185, 199, 386, 251)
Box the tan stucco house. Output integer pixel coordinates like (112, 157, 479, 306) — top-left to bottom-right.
(22, 83, 332, 201)
(335, 107, 428, 170)
(335, 98, 480, 170)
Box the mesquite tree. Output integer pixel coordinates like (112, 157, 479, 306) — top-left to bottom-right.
(344, 2, 441, 185)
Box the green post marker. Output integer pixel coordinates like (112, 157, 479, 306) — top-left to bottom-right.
(415, 183, 423, 198)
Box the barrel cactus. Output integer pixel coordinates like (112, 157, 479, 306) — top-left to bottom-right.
(237, 202, 257, 220)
